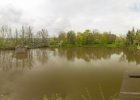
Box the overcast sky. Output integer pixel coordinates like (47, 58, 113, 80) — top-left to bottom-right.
(0, 0, 140, 36)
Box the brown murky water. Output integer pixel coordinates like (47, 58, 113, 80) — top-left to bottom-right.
(0, 48, 140, 100)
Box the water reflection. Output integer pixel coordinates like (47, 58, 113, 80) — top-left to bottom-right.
(36, 49, 48, 64)
(121, 49, 140, 64)
(0, 48, 139, 100)
(56, 48, 140, 64)
(57, 48, 121, 62)
(0, 50, 33, 71)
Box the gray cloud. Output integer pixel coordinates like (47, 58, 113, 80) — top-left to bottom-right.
(46, 0, 140, 35)
(0, 5, 23, 26)
(129, 2, 140, 12)
(0, 0, 140, 35)
(47, 17, 71, 35)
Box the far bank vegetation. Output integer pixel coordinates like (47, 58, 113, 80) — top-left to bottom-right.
(0, 25, 138, 49)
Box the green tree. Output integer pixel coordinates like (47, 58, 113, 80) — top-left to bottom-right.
(83, 29, 93, 44)
(76, 32, 83, 46)
(126, 31, 134, 45)
(126, 28, 135, 45)
(135, 30, 140, 44)
(115, 36, 125, 47)
(108, 34, 116, 44)
(67, 30, 76, 44)
(93, 33, 102, 44)
(58, 31, 66, 42)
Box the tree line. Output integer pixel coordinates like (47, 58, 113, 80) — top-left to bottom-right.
(57, 30, 118, 47)
(52, 28, 140, 48)
(0, 25, 138, 49)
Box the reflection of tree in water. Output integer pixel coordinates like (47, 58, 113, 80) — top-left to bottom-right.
(0, 49, 49, 71)
(121, 49, 140, 64)
(36, 49, 48, 64)
(0, 48, 123, 100)
(57, 48, 121, 62)
(0, 49, 49, 100)
(0, 50, 34, 71)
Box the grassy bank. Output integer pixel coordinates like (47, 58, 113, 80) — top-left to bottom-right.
(0, 42, 124, 50)
(47, 43, 119, 48)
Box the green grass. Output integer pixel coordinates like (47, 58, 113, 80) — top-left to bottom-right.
(47, 43, 118, 48)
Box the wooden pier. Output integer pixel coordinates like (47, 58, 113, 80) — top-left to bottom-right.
(119, 72, 140, 100)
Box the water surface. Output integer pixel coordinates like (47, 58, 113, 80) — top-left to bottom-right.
(0, 48, 140, 100)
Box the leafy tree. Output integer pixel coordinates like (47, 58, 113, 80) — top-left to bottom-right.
(93, 33, 102, 44)
(58, 31, 66, 42)
(83, 29, 93, 44)
(126, 28, 135, 45)
(135, 30, 140, 44)
(67, 30, 76, 44)
(76, 32, 83, 46)
(115, 36, 125, 47)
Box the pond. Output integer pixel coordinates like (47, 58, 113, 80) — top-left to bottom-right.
(0, 48, 140, 100)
